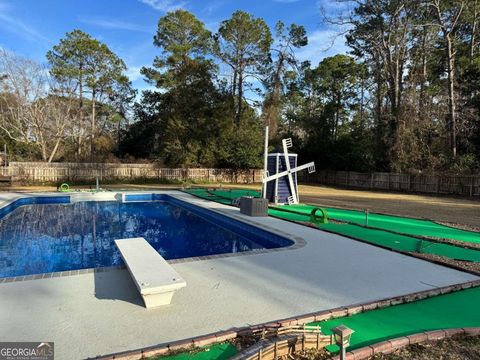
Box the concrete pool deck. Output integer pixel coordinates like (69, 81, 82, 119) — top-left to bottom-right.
(0, 191, 478, 359)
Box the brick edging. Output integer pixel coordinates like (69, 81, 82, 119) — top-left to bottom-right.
(94, 279, 480, 359)
(331, 327, 480, 360)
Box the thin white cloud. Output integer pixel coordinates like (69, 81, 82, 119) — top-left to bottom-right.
(203, 1, 223, 16)
(316, 0, 353, 20)
(79, 16, 151, 33)
(204, 21, 220, 33)
(138, 0, 186, 12)
(125, 65, 144, 82)
(0, 2, 51, 44)
(295, 29, 349, 66)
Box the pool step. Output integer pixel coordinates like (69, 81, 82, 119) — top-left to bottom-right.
(119, 192, 157, 203)
(69, 192, 117, 203)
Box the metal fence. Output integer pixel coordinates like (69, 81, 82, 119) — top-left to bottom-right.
(297, 170, 480, 197)
(0, 162, 263, 184)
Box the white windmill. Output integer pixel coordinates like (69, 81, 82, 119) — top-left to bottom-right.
(261, 127, 316, 205)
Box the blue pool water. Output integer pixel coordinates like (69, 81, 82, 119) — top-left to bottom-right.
(0, 196, 292, 278)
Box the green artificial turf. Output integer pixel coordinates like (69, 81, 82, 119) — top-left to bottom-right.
(156, 343, 238, 360)
(284, 204, 480, 244)
(184, 188, 480, 262)
(309, 287, 480, 352)
(268, 208, 480, 262)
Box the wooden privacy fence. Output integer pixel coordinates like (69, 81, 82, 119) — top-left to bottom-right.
(298, 170, 480, 197)
(0, 162, 264, 184)
(2, 162, 478, 197)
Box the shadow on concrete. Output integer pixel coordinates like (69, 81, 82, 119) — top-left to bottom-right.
(94, 269, 143, 307)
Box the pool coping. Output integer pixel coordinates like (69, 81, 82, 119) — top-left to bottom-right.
(0, 191, 307, 283)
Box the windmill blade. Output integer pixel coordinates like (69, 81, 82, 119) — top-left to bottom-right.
(292, 162, 316, 175)
(263, 162, 315, 183)
(282, 139, 298, 204)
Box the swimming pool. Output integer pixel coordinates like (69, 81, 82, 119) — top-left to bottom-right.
(0, 195, 293, 278)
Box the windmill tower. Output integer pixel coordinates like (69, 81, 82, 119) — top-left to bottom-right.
(261, 127, 315, 205)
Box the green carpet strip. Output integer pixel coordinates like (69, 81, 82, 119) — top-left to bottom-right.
(184, 188, 480, 262)
(283, 203, 480, 244)
(310, 287, 480, 352)
(268, 208, 480, 262)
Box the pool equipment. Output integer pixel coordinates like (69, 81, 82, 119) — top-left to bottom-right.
(261, 126, 316, 205)
(239, 197, 268, 217)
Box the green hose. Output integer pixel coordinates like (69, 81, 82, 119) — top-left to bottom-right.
(310, 207, 329, 224)
(59, 183, 70, 192)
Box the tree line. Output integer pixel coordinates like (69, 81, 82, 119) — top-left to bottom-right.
(0, 1, 479, 173)
(308, 0, 480, 172)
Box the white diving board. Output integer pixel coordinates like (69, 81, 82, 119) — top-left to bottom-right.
(115, 237, 186, 308)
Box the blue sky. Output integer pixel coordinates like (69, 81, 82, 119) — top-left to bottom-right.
(0, 0, 348, 92)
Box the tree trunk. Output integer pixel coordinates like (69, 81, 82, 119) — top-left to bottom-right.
(432, 0, 463, 158)
(236, 71, 243, 127)
(267, 54, 284, 139)
(334, 95, 340, 142)
(232, 69, 237, 112)
(419, 28, 428, 113)
(77, 66, 84, 160)
(91, 88, 96, 160)
(41, 143, 47, 162)
(78, 135, 83, 157)
(471, 0, 478, 60)
(360, 73, 365, 124)
(48, 137, 62, 163)
(374, 59, 387, 169)
(445, 35, 457, 158)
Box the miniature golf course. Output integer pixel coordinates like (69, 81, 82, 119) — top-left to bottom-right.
(158, 287, 480, 359)
(280, 204, 480, 244)
(160, 188, 480, 359)
(184, 188, 480, 262)
(312, 286, 480, 352)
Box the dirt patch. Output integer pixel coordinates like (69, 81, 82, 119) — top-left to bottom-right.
(419, 236, 480, 250)
(292, 347, 332, 359)
(437, 221, 480, 233)
(297, 185, 480, 228)
(371, 335, 480, 360)
(290, 336, 480, 360)
(413, 253, 480, 274)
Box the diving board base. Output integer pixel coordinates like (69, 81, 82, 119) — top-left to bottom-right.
(142, 291, 176, 308)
